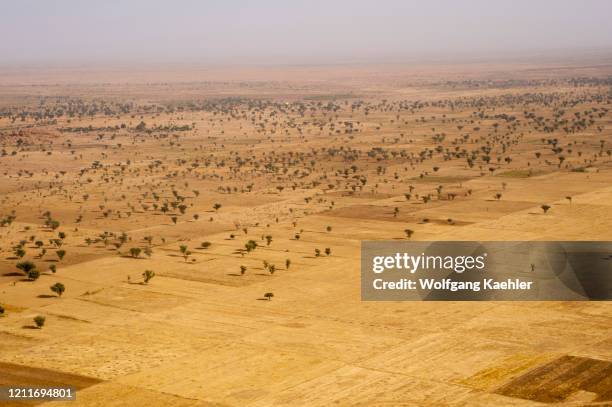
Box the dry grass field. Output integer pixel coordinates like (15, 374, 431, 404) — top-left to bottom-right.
(0, 61, 611, 406)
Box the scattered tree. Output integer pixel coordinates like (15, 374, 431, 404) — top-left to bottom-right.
(245, 240, 258, 252)
(34, 315, 45, 328)
(16, 261, 36, 276)
(50, 282, 65, 297)
(142, 269, 155, 284)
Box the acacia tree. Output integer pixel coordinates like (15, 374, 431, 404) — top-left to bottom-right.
(142, 270, 155, 284)
(34, 315, 45, 328)
(179, 245, 191, 262)
(50, 282, 65, 297)
(245, 240, 258, 252)
(16, 261, 36, 276)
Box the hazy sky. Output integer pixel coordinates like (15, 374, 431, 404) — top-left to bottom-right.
(2, 0, 611, 65)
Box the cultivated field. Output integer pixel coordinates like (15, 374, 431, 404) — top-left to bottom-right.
(0, 61, 611, 406)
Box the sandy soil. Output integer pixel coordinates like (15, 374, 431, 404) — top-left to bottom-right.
(0, 61, 611, 406)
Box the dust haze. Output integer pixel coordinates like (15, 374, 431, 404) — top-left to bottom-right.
(2, 0, 612, 65)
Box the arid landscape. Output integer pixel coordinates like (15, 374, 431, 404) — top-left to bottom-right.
(0, 60, 611, 406)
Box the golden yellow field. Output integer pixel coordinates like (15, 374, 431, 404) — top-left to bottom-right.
(0, 62, 611, 406)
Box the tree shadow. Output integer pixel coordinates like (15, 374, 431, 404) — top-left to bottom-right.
(37, 294, 56, 298)
(22, 325, 39, 329)
(3, 272, 22, 277)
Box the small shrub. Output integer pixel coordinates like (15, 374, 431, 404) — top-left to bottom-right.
(34, 315, 45, 328)
(129, 247, 141, 258)
(142, 269, 155, 284)
(56, 249, 66, 260)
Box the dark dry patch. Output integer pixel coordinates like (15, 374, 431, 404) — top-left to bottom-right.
(494, 355, 612, 403)
(323, 204, 474, 227)
(323, 204, 431, 222)
(496, 169, 549, 178)
(326, 191, 394, 199)
(159, 270, 269, 287)
(0, 361, 102, 406)
(409, 175, 474, 184)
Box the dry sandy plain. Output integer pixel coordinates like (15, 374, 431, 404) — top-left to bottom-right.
(0, 60, 611, 406)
